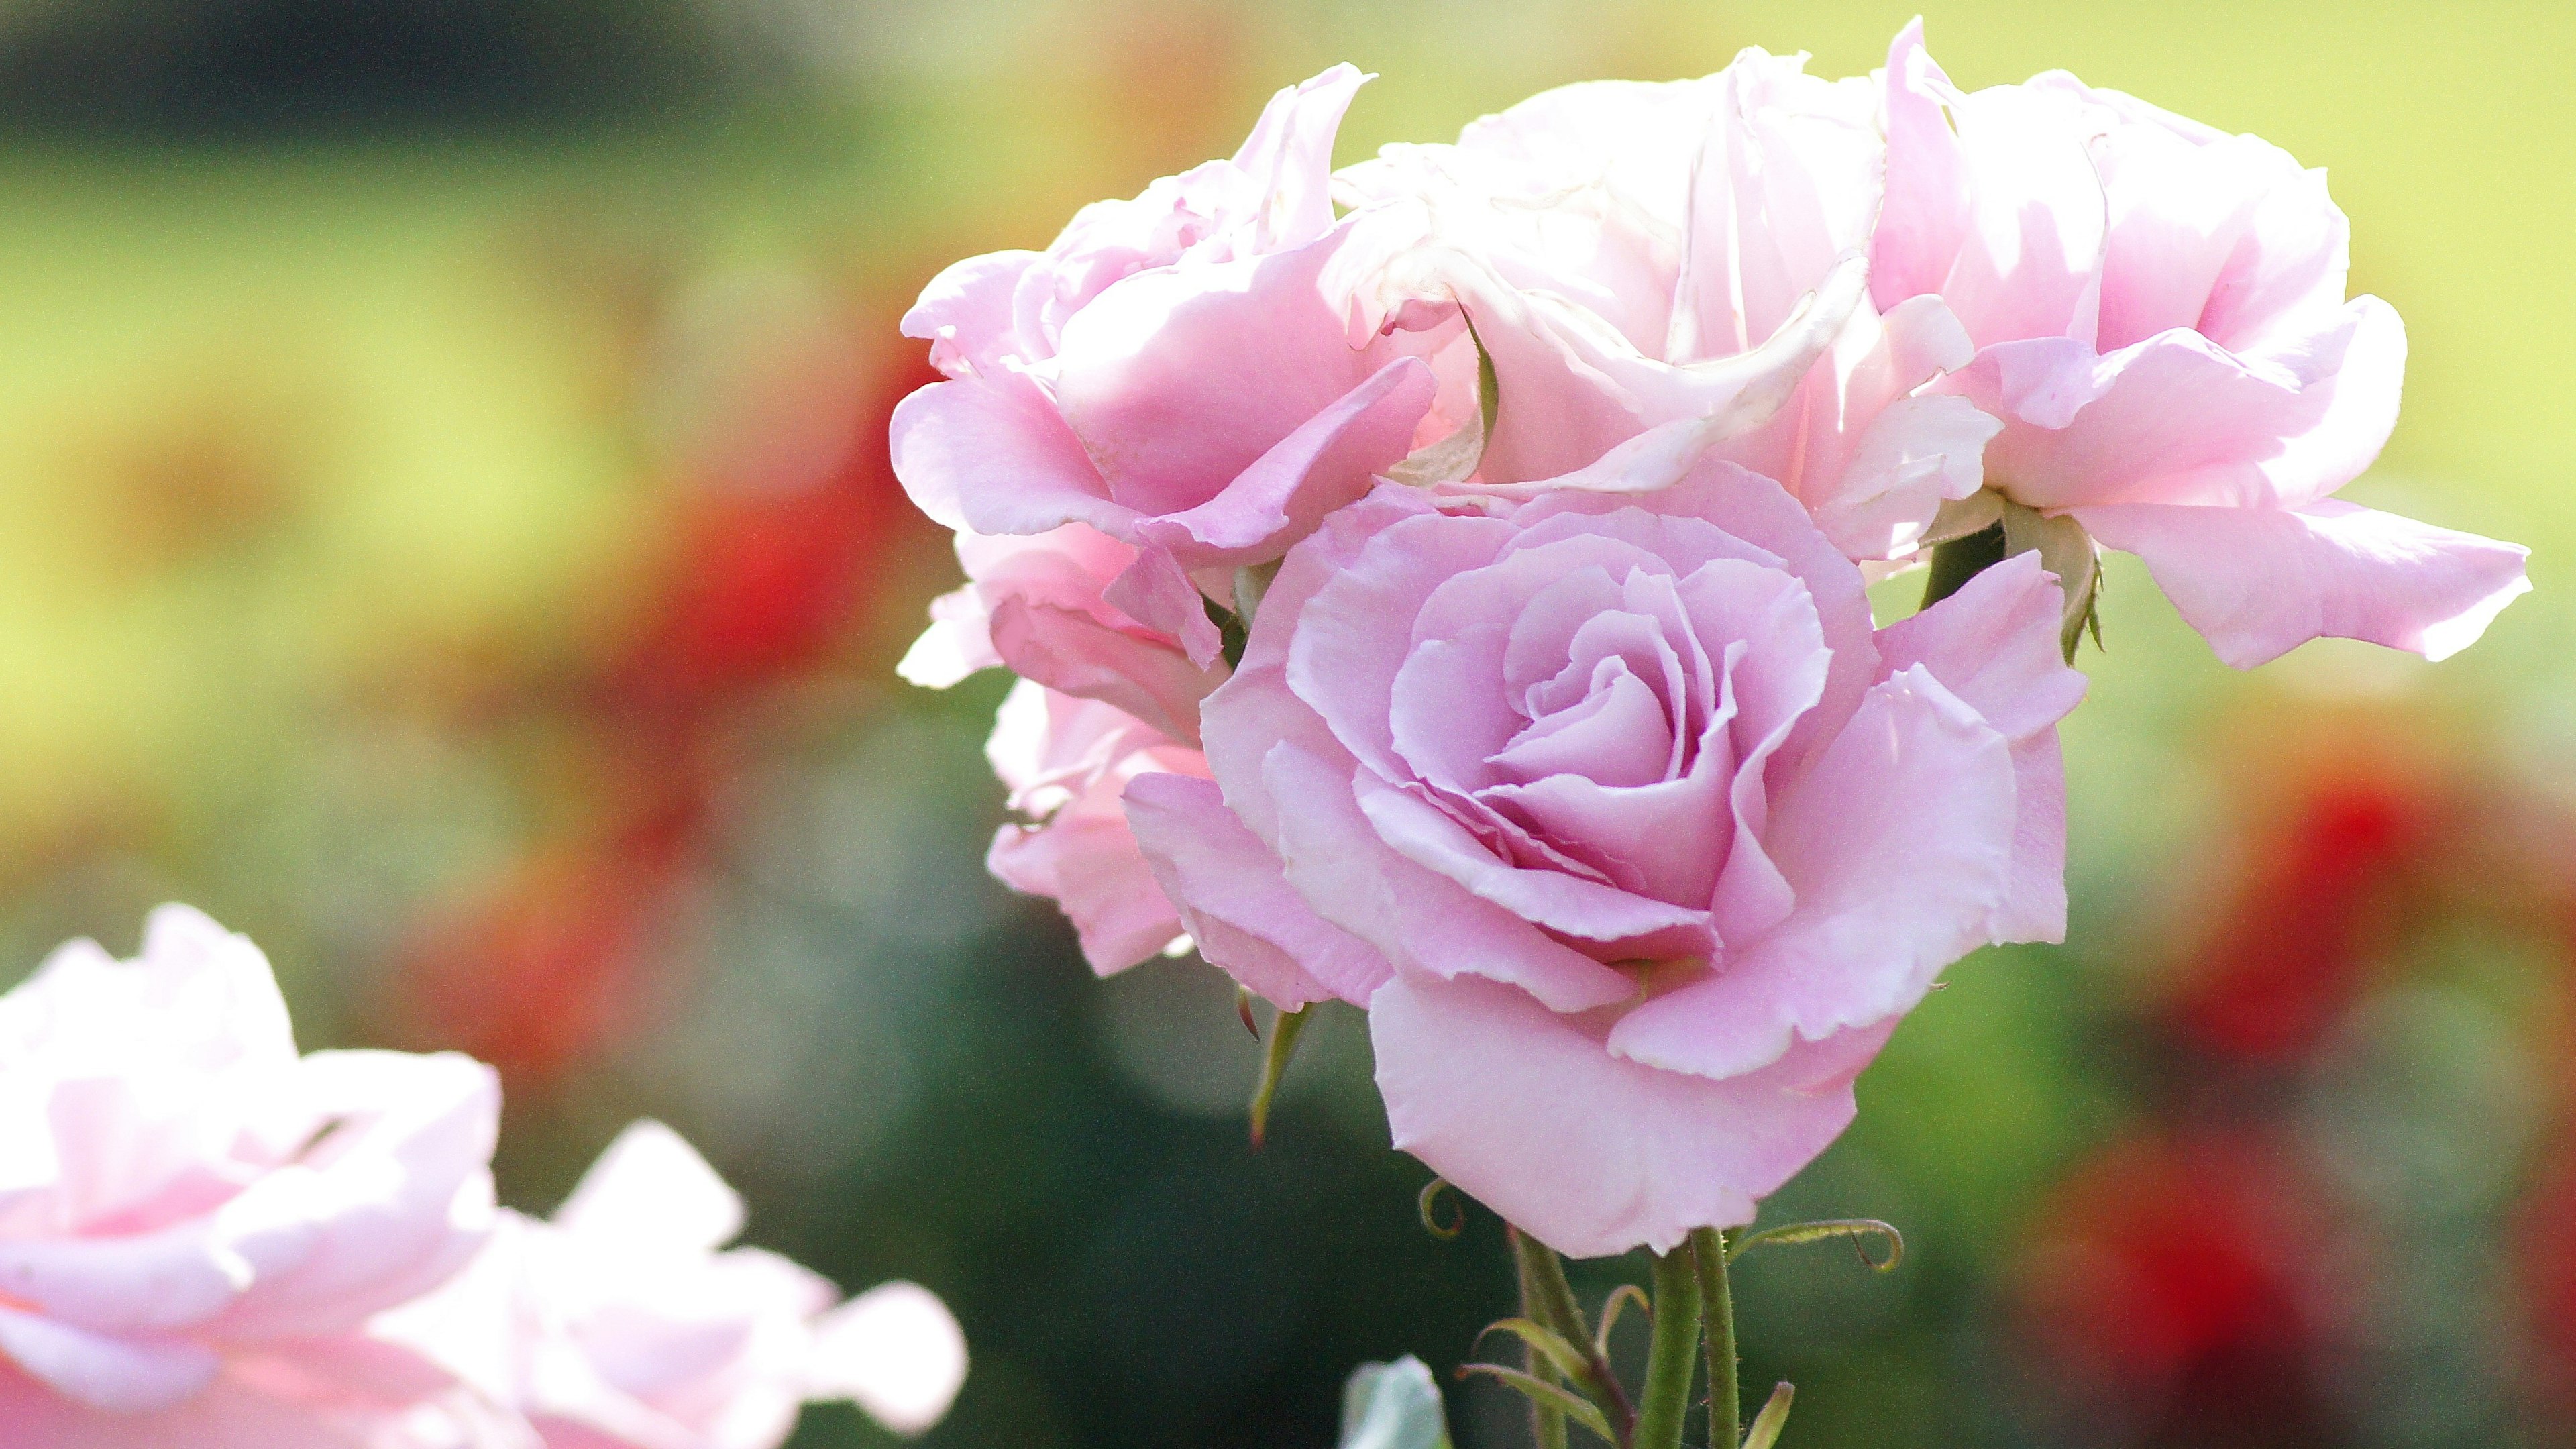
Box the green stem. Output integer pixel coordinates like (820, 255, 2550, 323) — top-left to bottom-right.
(1513, 1233, 1570, 1449)
(1631, 1244, 1703, 1449)
(1511, 1228, 1635, 1442)
(1689, 1228, 1738, 1449)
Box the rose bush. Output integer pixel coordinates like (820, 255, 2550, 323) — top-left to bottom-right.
(0, 906, 504, 1446)
(1129, 461, 2084, 1255)
(1874, 21, 2528, 665)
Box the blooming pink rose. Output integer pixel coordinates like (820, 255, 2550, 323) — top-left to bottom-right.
(1128, 462, 2083, 1256)
(378, 1122, 965, 1449)
(1330, 47, 2000, 561)
(0, 906, 504, 1446)
(898, 523, 1214, 975)
(892, 64, 1442, 663)
(1874, 21, 2528, 665)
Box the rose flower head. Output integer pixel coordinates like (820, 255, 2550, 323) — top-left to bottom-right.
(1876, 20, 2527, 664)
(377, 1121, 966, 1448)
(893, 65, 1446, 664)
(1130, 457, 2082, 1256)
(0, 906, 504, 1446)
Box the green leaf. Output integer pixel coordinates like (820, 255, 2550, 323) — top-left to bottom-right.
(1725, 1218, 1904, 1272)
(1456, 1364, 1615, 1444)
(1246, 1004, 1311, 1148)
(1474, 1318, 1594, 1385)
(1339, 1358, 1454, 1449)
(1741, 1381, 1795, 1449)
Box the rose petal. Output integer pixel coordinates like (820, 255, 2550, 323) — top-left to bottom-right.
(1371, 971, 1892, 1258)
(2074, 497, 2532, 668)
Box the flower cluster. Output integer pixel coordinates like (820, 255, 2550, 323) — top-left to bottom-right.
(0, 906, 965, 1448)
(894, 28, 2527, 1256)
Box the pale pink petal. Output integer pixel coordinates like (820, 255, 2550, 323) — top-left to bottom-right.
(1354, 775, 1713, 947)
(0, 1307, 221, 1414)
(807, 1283, 966, 1440)
(553, 1122, 743, 1258)
(1371, 971, 1892, 1258)
(203, 1051, 499, 1341)
(1225, 64, 1370, 252)
(986, 596, 1218, 746)
(899, 250, 1041, 378)
(1876, 26, 2107, 348)
(887, 372, 1130, 537)
(0, 1226, 251, 1338)
(2074, 498, 2532, 668)
(1131, 356, 1436, 568)
(1048, 227, 1405, 517)
(1099, 546, 1226, 670)
(1872, 553, 2086, 942)
(1954, 299, 2406, 513)
(1263, 743, 1634, 1014)
(1608, 667, 2015, 1080)
(1123, 772, 1390, 1009)
(987, 815, 1185, 977)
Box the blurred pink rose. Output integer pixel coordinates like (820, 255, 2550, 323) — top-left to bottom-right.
(381, 1122, 965, 1449)
(1131, 464, 2082, 1256)
(1330, 48, 1999, 561)
(892, 64, 1442, 663)
(899, 523, 1213, 975)
(1875, 21, 2528, 665)
(0, 906, 504, 1446)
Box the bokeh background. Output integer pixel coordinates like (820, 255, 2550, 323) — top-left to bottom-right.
(0, 1, 2567, 1445)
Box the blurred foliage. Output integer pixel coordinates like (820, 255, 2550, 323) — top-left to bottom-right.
(0, 2, 2570, 1447)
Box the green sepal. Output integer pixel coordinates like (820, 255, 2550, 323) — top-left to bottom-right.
(1725, 1218, 1904, 1273)
(1476, 1318, 1595, 1386)
(1742, 1382, 1795, 1449)
(1917, 491, 2102, 664)
(1456, 1364, 1616, 1444)
(1384, 311, 1501, 488)
(1246, 1004, 1312, 1148)
(1591, 1282, 1648, 1364)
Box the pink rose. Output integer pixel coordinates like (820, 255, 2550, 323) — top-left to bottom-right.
(1128, 462, 2083, 1256)
(899, 523, 1215, 975)
(1874, 21, 2528, 665)
(0, 906, 504, 1446)
(1331, 47, 2000, 561)
(900, 523, 1222, 751)
(379, 1122, 966, 1448)
(892, 65, 1443, 663)
(984, 680, 1205, 974)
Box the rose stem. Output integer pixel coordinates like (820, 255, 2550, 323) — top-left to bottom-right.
(1688, 1227, 1738, 1448)
(1631, 1241, 1704, 1449)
